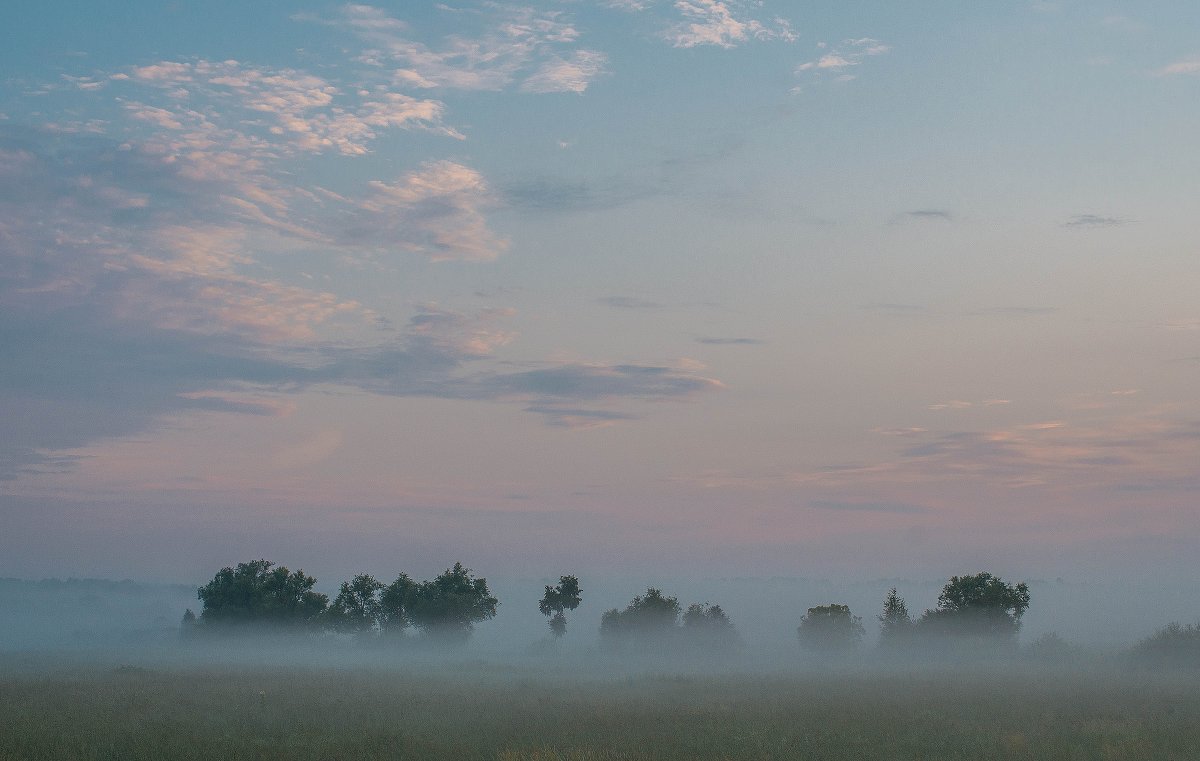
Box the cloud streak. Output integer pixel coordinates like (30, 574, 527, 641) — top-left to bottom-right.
(665, 0, 796, 49)
(324, 4, 608, 94)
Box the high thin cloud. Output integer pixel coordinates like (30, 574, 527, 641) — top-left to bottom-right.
(809, 499, 929, 514)
(0, 117, 713, 478)
(1063, 213, 1131, 228)
(800, 416, 1200, 494)
(905, 209, 952, 221)
(665, 0, 797, 49)
(342, 161, 509, 262)
(1156, 55, 1200, 76)
(695, 336, 763, 345)
(326, 4, 609, 94)
(124, 58, 461, 155)
(795, 38, 890, 83)
(598, 296, 665, 309)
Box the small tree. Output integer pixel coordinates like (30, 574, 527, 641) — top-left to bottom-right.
(682, 603, 739, 651)
(538, 575, 583, 638)
(197, 559, 328, 628)
(325, 573, 385, 635)
(180, 608, 197, 639)
(877, 588, 914, 649)
(1130, 622, 1200, 667)
(406, 563, 498, 644)
(918, 572, 1030, 643)
(798, 604, 865, 654)
(599, 588, 681, 646)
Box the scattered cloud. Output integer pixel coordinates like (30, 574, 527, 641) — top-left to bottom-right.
(0, 115, 716, 477)
(1157, 319, 1200, 331)
(861, 302, 927, 315)
(343, 160, 509, 262)
(695, 336, 763, 345)
(524, 406, 637, 430)
(665, 0, 797, 49)
(1155, 55, 1200, 76)
(970, 306, 1058, 316)
(598, 296, 665, 309)
(123, 58, 460, 155)
(501, 176, 657, 212)
(1063, 214, 1132, 228)
(795, 38, 890, 84)
(801, 417, 1200, 494)
(928, 400, 973, 411)
(873, 427, 927, 437)
(324, 4, 608, 94)
(904, 209, 952, 221)
(809, 499, 929, 514)
(521, 50, 609, 94)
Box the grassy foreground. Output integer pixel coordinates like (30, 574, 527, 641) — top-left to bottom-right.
(1, 657, 1198, 760)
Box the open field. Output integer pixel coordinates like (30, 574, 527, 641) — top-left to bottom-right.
(2, 654, 1198, 760)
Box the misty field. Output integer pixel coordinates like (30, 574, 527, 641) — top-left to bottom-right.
(1, 656, 1198, 761)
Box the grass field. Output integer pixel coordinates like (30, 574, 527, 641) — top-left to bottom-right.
(1, 654, 1197, 760)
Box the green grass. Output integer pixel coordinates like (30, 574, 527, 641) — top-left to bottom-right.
(1, 657, 1197, 760)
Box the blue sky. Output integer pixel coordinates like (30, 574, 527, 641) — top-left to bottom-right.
(1, 1, 1199, 583)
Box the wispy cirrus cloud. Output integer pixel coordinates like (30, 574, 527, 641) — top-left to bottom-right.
(323, 4, 609, 94)
(1155, 55, 1200, 76)
(809, 499, 930, 514)
(598, 295, 665, 309)
(123, 58, 461, 155)
(1063, 213, 1132, 228)
(665, 0, 796, 49)
(695, 336, 763, 345)
(521, 50, 610, 94)
(800, 416, 1200, 494)
(904, 209, 952, 221)
(0, 107, 715, 477)
(795, 37, 890, 83)
(339, 160, 509, 262)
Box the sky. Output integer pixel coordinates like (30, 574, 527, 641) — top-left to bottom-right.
(1, 1, 1198, 586)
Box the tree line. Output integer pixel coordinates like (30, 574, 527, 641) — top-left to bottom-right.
(185, 561, 1031, 651)
(182, 561, 1200, 664)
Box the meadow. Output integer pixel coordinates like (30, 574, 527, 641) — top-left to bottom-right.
(1, 652, 1197, 760)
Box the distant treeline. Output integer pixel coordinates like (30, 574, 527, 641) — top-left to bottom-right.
(183, 561, 1200, 664)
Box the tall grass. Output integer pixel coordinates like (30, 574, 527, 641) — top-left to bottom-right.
(1, 657, 1198, 760)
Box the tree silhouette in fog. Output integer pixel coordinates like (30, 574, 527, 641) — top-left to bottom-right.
(325, 573, 385, 635)
(600, 588, 681, 646)
(405, 563, 498, 644)
(682, 603, 739, 650)
(918, 572, 1030, 644)
(877, 588, 914, 650)
(797, 604, 864, 654)
(538, 575, 582, 638)
(196, 560, 327, 627)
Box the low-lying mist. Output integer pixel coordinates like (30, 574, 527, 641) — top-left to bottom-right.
(2, 572, 1198, 672)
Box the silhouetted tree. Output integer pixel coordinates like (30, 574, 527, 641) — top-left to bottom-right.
(325, 573, 385, 635)
(379, 573, 417, 634)
(600, 588, 681, 646)
(406, 563, 498, 643)
(180, 608, 197, 639)
(682, 602, 739, 650)
(798, 604, 865, 654)
(1130, 622, 1200, 667)
(918, 572, 1030, 644)
(538, 575, 583, 638)
(197, 559, 327, 628)
(877, 588, 914, 649)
